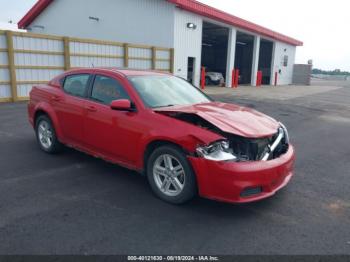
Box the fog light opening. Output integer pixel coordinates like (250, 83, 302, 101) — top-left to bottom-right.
(240, 187, 263, 198)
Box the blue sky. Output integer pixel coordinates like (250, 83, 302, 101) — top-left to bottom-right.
(0, 0, 349, 71)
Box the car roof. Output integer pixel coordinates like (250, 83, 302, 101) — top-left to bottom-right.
(67, 67, 171, 77)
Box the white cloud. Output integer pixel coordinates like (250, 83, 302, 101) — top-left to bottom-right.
(0, 0, 36, 23)
(0, 22, 23, 31)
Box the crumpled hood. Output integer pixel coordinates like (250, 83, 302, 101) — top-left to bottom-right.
(154, 102, 280, 138)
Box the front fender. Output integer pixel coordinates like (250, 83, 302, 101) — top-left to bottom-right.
(135, 129, 224, 171)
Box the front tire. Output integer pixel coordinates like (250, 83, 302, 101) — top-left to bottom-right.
(35, 115, 62, 154)
(146, 145, 197, 204)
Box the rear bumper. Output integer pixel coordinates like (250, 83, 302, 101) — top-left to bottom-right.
(188, 145, 295, 203)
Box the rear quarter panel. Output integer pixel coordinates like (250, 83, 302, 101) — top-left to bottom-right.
(28, 84, 64, 140)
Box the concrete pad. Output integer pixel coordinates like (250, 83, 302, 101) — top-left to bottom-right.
(1, 88, 350, 254)
(204, 85, 343, 101)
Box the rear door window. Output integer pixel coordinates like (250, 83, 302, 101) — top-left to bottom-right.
(63, 74, 90, 98)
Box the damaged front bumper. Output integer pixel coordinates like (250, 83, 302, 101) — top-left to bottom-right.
(188, 144, 295, 204)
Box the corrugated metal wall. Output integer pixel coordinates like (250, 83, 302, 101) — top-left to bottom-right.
(29, 0, 175, 48)
(0, 30, 173, 102)
(13, 34, 66, 98)
(173, 9, 203, 87)
(70, 40, 124, 68)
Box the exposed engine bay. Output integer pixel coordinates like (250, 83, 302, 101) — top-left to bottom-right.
(158, 112, 289, 162)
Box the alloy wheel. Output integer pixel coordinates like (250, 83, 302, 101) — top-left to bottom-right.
(153, 154, 186, 197)
(38, 120, 53, 149)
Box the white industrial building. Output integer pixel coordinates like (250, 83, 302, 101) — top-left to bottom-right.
(18, 0, 303, 87)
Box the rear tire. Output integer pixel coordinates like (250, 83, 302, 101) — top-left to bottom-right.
(146, 145, 197, 204)
(35, 115, 62, 154)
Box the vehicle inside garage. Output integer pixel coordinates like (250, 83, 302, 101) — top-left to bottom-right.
(258, 39, 274, 85)
(201, 22, 229, 85)
(234, 32, 254, 85)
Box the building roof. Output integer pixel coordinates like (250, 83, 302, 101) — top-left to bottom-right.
(18, 0, 303, 46)
(169, 0, 302, 46)
(18, 0, 53, 30)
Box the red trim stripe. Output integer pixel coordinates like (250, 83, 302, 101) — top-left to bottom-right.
(168, 0, 302, 46)
(18, 0, 53, 29)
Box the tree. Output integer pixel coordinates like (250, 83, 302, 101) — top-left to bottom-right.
(312, 68, 350, 76)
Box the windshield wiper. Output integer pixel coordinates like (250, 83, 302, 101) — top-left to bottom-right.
(154, 104, 175, 108)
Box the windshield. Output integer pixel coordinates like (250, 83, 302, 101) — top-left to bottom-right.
(128, 75, 212, 108)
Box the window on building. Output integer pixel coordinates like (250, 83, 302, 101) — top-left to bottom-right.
(283, 55, 289, 67)
(63, 74, 90, 97)
(91, 75, 130, 105)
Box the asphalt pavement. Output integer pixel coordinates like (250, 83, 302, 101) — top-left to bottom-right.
(0, 81, 349, 255)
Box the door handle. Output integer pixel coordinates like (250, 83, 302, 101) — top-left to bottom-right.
(51, 95, 61, 102)
(86, 105, 97, 112)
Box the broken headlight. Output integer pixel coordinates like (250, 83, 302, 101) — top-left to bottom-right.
(196, 140, 237, 162)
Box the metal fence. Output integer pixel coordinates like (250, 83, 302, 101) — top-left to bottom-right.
(0, 30, 174, 102)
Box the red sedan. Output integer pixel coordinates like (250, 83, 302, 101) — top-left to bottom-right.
(28, 68, 295, 204)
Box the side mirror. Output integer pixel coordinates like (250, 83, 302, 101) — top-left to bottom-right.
(110, 99, 134, 111)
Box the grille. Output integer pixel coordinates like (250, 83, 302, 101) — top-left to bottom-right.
(228, 131, 288, 162)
